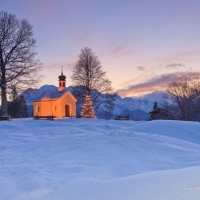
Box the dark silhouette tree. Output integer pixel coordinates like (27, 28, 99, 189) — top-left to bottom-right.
(7, 85, 29, 118)
(163, 78, 200, 121)
(9, 85, 18, 102)
(153, 101, 158, 110)
(0, 11, 43, 116)
(71, 47, 116, 119)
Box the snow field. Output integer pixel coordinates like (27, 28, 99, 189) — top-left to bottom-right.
(0, 119, 200, 199)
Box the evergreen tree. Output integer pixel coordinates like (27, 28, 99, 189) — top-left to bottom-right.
(18, 96, 29, 118)
(153, 101, 158, 110)
(81, 91, 96, 118)
(9, 85, 18, 102)
(8, 95, 29, 118)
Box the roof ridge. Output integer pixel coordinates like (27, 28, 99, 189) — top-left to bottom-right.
(42, 89, 51, 99)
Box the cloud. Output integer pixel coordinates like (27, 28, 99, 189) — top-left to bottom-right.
(44, 61, 75, 70)
(136, 66, 146, 71)
(155, 49, 200, 64)
(107, 43, 135, 56)
(117, 71, 200, 97)
(166, 63, 185, 69)
(109, 43, 127, 55)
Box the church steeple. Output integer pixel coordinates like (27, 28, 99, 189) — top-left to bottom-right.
(58, 66, 66, 92)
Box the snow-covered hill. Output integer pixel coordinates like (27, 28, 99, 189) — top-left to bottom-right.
(23, 85, 154, 119)
(1, 119, 200, 200)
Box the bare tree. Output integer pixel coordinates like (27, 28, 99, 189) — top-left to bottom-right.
(0, 11, 43, 116)
(71, 47, 116, 118)
(163, 78, 200, 121)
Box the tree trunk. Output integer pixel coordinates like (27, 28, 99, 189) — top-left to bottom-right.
(1, 73, 7, 116)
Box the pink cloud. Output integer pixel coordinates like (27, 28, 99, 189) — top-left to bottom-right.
(44, 61, 75, 70)
(107, 43, 135, 56)
(136, 66, 146, 71)
(166, 63, 184, 69)
(155, 49, 200, 64)
(117, 71, 200, 97)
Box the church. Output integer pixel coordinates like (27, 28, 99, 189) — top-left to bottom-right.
(33, 70, 77, 118)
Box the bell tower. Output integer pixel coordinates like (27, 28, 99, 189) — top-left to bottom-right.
(58, 66, 66, 92)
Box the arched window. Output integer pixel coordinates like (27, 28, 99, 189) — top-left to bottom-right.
(59, 82, 61, 86)
(37, 106, 39, 112)
(63, 82, 65, 87)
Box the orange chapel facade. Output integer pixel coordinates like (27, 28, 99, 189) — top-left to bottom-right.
(33, 71, 77, 118)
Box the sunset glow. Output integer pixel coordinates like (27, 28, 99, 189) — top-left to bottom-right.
(2, 0, 200, 97)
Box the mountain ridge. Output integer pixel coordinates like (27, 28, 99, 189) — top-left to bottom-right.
(23, 85, 163, 119)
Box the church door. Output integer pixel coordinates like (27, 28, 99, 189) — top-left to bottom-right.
(65, 105, 70, 117)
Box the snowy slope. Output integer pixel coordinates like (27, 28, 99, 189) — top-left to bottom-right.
(130, 120, 200, 144)
(0, 119, 200, 199)
(120, 108, 150, 120)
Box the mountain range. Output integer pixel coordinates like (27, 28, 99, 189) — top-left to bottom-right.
(23, 85, 165, 120)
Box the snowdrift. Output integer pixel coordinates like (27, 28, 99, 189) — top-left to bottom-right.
(0, 119, 200, 200)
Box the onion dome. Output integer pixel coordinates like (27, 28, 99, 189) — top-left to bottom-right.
(58, 72, 66, 80)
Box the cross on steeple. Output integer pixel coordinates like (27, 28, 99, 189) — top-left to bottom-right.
(61, 66, 63, 75)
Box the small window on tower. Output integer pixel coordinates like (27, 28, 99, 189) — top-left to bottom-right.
(59, 82, 61, 86)
(63, 82, 65, 87)
(37, 106, 39, 112)
(55, 105, 56, 111)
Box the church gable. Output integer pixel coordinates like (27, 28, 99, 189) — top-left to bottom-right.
(59, 91, 76, 117)
(60, 91, 77, 102)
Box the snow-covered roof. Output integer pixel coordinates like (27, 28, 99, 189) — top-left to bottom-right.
(33, 88, 70, 101)
(42, 89, 51, 99)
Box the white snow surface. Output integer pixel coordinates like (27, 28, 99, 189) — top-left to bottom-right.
(1, 119, 200, 200)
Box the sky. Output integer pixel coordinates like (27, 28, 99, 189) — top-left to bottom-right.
(1, 0, 200, 97)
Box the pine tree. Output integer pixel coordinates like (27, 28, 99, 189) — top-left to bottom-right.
(9, 85, 18, 102)
(153, 101, 158, 110)
(81, 91, 96, 118)
(8, 95, 29, 118)
(18, 96, 29, 118)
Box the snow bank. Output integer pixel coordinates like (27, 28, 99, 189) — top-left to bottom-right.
(0, 119, 200, 200)
(130, 120, 200, 144)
